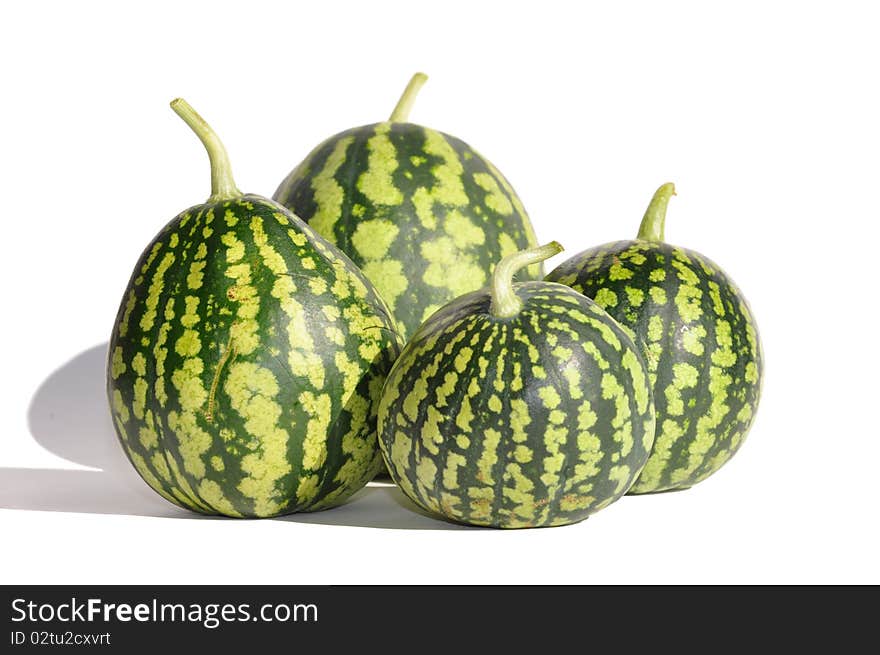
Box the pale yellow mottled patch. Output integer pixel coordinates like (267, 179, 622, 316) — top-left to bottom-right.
(513, 445, 533, 464)
(403, 377, 429, 422)
(166, 409, 211, 480)
(664, 362, 699, 416)
(110, 346, 126, 379)
(672, 258, 699, 285)
(299, 391, 332, 471)
(673, 363, 733, 485)
(138, 419, 158, 450)
(454, 346, 473, 373)
(498, 232, 519, 260)
(442, 452, 466, 490)
(473, 172, 513, 215)
(321, 304, 340, 321)
(149, 451, 170, 482)
(118, 290, 137, 337)
(708, 280, 726, 317)
(249, 215, 287, 275)
(357, 124, 404, 206)
(650, 286, 668, 305)
(139, 252, 176, 333)
(296, 475, 321, 504)
(351, 218, 400, 260)
(434, 370, 459, 408)
(132, 378, 148, 420)
(675, 284, 702, 323)
(649, 268, 666, 282)
(334, 350, 363, 404)
(711, 320, 737, 367)
(225, 262, 260, 356)
(187, 260, 206, 290)
(607, 464, 632, 494)
(112, 389, 129, 424)
(559, 494, 595, 512)
(682, 324, 707, 356)
(175, 329, 201, 358)
(593, 288, 618, 309)
(539, 425, 567, 506)
(632, 418, 685, 491)
(476, 428, 501, 485)
(601, 372, 633, 456)
(538, 386, 561, 409)
(198, 479, 241, 517)
(410, 128, 469, 230)
(455, 390, 475, 432)
(625, 286, 645, 307)
(745, 361, 759, 384)
(225, 362, 291, 516)
(420, 236, 486, 298)
(578, 400, 597, 431)
(288, 230, 307, 247)
(310, 136, 354, 239)
(415, 456, 438, 496)
(324, 325, 345, 346)
(444, 210, 485, 249)
(621, 349, 650, 414)
(609, 263, 633, 281)
(153, 298, 175, 406)
(362, 259, 408, 311)
(508, 359, 523, 391)
(140, 241, 164, 275)
(419, 405, 444, 455)
(221, 232, 245, 263)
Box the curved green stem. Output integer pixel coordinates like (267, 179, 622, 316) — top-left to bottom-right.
(637, 182, 676, 242)
(490, 241, 564, 318)
(170, 98, 242, 203)
(389, 72, 428, 122)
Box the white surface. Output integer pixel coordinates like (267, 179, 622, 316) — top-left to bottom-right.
(1, 1, 878, 584)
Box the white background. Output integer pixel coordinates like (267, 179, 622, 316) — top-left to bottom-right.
(1, 1, 878, 584)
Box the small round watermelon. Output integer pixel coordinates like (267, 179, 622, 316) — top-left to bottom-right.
(273, 73, 541, 341)
(107, 99, 401, 517)
(378, 242, 655, 528)
(546, 183, 763, 493)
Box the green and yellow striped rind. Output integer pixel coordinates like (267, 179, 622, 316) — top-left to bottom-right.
(378, 282, 655, 528)
(107, 195, 402, 517)
(273, 121, 541, 341)
(546, 240, 763, 493)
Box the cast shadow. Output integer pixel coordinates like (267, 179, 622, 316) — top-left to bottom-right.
(0, 343, 462, 530)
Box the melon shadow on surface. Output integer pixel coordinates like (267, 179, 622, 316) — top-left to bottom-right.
(0, 343, 459, 529)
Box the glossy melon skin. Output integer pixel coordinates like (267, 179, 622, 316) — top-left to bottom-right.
(107, 195, 401, 517)
(273, 121, 541, 341)
(547, 240, 762, 493)
(378, 282, 655, 528)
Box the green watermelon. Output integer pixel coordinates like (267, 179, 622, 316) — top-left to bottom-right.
(273, 72, 541, 341)
(546, 183, 762, 493)
(107, 98, 401, 517)
(378, 242, 655, 528)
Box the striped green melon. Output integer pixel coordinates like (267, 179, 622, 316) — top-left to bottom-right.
(546, 183, 763, 494)
(107, 99, 401, 517)
(378, 243, 655, 528)
(273, 73, 541, 342)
